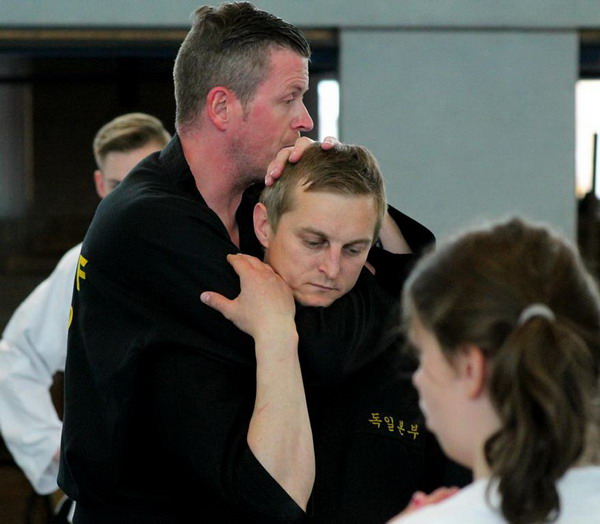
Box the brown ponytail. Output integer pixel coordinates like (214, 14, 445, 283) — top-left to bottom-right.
(486, 317, 597, 523)
(403, 217, 600, 523)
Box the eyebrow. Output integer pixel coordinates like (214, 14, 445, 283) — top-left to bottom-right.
(299, 226, 372, 246)
(286, 81, 308, 94)
(283, 86, 306, 99)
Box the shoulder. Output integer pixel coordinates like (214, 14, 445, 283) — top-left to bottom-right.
(54, 243, 82, 272)
(390, 480, 502, 523)
(27, 243, 82, 297)
(557, 466, 600, 521)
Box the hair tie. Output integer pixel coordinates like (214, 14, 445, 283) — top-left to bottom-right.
(518, 303, 555, 326)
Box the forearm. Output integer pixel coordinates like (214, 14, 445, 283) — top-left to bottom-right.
(248, 328, 314, 510)
(378, 212, 412, 254)
(200, 254, 314, 510)
(367, 207, 436, 297)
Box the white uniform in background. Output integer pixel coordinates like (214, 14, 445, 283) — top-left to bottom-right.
(0, 243, 80, 494)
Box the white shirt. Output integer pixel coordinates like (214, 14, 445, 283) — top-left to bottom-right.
(389, 466, 600, 523)
(0, 244, 81, 494)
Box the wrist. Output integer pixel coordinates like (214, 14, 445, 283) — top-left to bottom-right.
(254, 326, 299, 360)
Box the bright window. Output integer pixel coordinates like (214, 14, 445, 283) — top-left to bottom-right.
(576, 80, 600, 198)
(318, 79, 340, 141)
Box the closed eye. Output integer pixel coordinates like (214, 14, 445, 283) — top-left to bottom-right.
(303, 239, 325, 249)
(344, 244, 369, 257)
(283, 89, 305, 105)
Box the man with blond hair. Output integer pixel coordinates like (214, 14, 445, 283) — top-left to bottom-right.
(203, 143, 452, 523)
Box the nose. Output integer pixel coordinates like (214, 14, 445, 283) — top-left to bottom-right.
(295, 102, 314, 132)
(319, 248, 341, 280)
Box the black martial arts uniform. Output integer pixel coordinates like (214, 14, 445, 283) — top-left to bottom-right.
(59, 135, 464, 523)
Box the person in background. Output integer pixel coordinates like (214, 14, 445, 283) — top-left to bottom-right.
(0, 112, 170, 522)
(389, 217, 600, 523)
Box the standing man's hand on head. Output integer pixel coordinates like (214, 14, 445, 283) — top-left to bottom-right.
(201, 254, 314, 510)
(265, 135, 412, 268)
(265, 136, 339, 186)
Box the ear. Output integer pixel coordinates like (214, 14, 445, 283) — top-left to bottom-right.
(206, 86, 238, 131)
(457, 344, 488, 399)
(93, 169, 107, 199)
(253, 203, 272, 249)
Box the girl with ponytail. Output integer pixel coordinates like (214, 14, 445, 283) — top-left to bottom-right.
(389, 217, 600, 523)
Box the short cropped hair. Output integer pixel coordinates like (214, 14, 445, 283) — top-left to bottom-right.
(93, 113, 171, 170)
(260, 143, 387, 242)
(174, 2, 310, 131)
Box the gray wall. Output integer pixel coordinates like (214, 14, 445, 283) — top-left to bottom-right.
(2, 1, 600, 28)
(2, 0, 599, 239)
(341, 29, 578, 238)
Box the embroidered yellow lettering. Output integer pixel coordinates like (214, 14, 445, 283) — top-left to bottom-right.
(408, 424, 420, 440)
(76, 254, 88, 291)
(397, 420, 405, 436)
(68, 306, 73, 328)
(367, 412, 420, 440)
(368, 413, 382, 428)
(384, 416, 395, 432)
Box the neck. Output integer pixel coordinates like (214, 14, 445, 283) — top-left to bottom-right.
(180, 128, 247, 247)
(471, 400, 502, 481)
(472, 441, 492, 480)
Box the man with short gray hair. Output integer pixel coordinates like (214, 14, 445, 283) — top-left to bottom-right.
(59, 4, 447, 523)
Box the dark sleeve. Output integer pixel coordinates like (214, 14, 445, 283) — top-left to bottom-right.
(71, 181, 305, 520)
(367, 205, 435, 298)
(126, 193, 306, 520)
(93, 182, 255, 364)
(148, 345, 306, 523)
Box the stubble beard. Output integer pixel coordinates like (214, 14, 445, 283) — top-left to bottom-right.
(229, 134, 269, 189)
